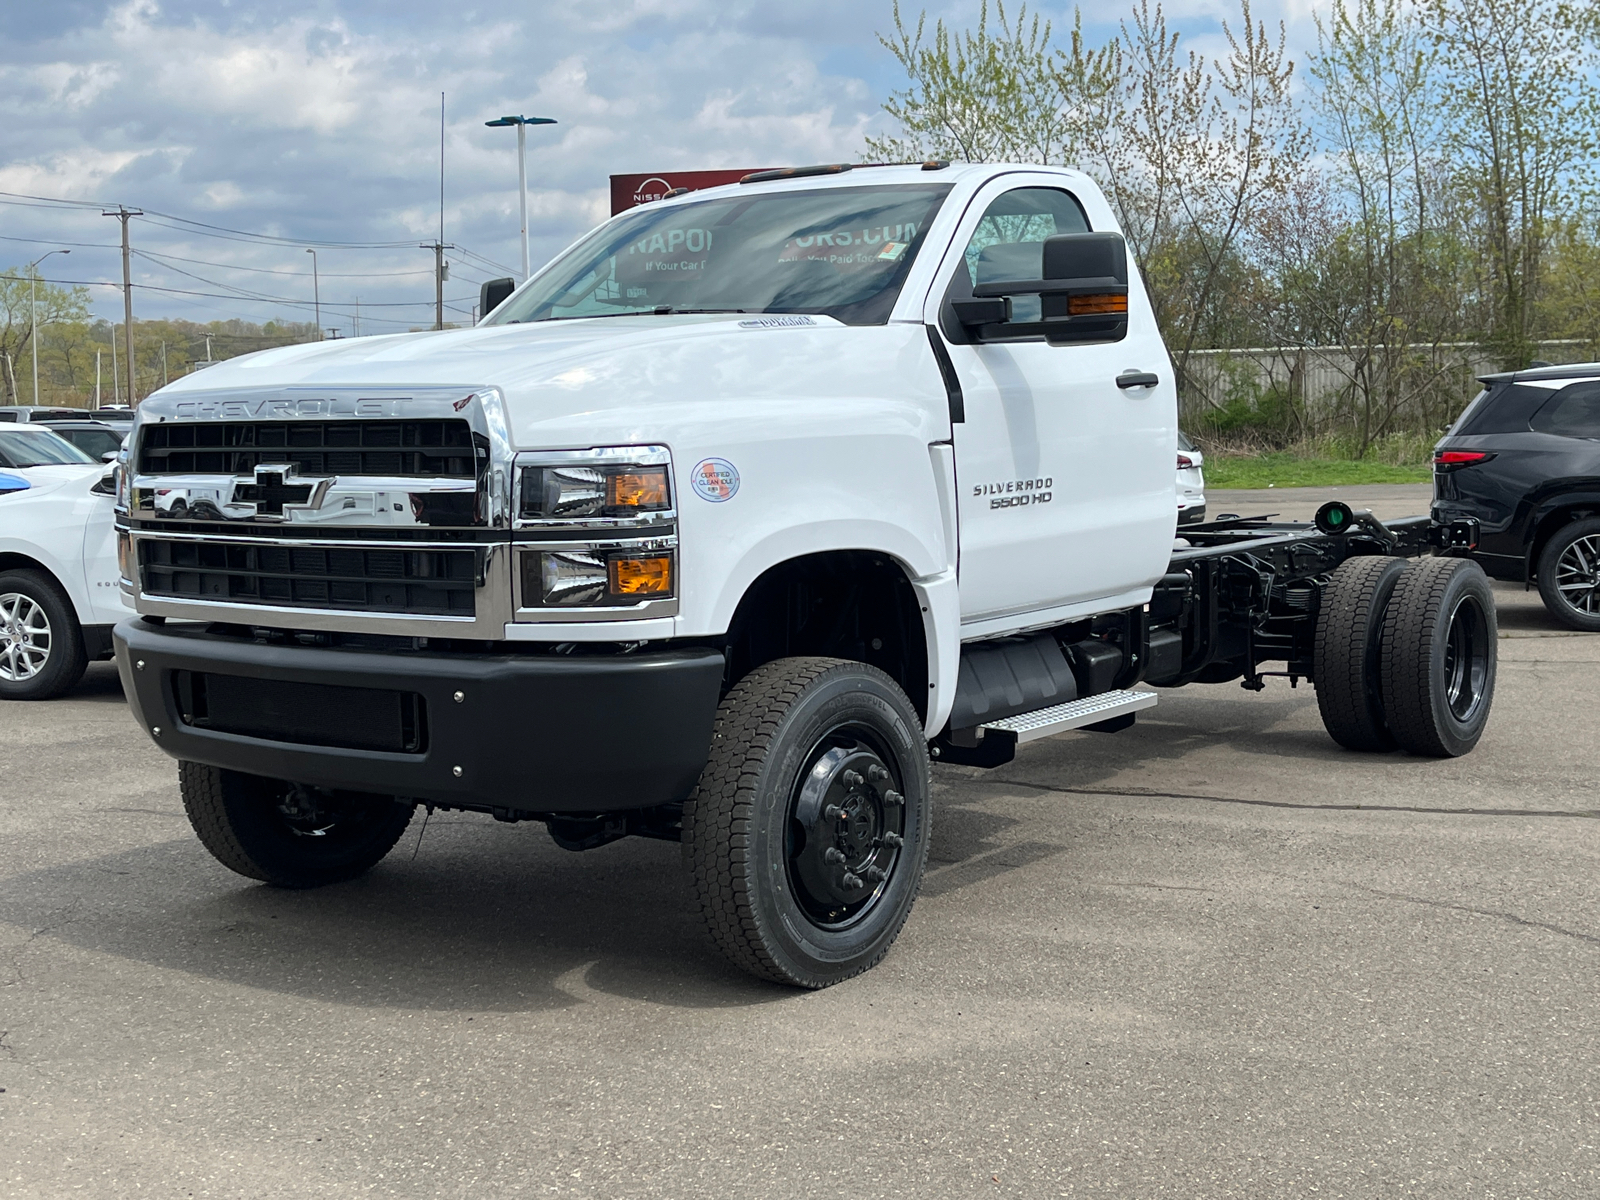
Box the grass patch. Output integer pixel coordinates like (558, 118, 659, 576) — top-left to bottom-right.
(1205, 453, 1433, 490)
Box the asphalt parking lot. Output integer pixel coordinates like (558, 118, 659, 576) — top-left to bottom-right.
(3, 489, 1596, 1198)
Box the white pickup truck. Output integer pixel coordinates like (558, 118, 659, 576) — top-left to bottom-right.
(112, 162, 1495, 986)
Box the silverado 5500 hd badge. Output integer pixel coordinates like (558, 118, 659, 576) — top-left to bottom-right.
(975, 477, 1052, 509)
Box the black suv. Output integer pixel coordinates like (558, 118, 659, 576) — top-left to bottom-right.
(1432, 364, 1600, 629)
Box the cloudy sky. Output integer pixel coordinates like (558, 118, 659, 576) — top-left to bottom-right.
(0, 0, 1318, 335)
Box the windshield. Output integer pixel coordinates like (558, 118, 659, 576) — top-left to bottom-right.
(53, 427, 125, 460)
(487, 183, 954, 326)
(0, 428, 96, 468)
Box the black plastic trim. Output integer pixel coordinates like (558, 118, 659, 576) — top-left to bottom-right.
(114, 619, 725, 814)
(925, 325, 965, 424)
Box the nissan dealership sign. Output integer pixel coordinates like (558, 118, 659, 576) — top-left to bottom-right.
(609, 169, 769, 215)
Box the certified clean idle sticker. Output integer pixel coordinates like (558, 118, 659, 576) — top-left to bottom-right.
(691, 458, 740, 502)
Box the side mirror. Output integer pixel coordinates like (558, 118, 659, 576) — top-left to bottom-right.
(480, 277, 516, 319)
(101, 451, 119, 463)
(952, 232, 1129, 345)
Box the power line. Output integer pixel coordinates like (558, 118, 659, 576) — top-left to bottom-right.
(135, 247, 434, 279)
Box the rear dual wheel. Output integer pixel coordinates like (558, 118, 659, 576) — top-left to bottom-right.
(1314, 556, 1495, 757)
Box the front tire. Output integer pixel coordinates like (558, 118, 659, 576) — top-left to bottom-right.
(179, 762, 415, 888)
(0, 570, 88, 701)
(1378, 558, 1496, 757)
(1535, 517, 1600, 632)
(682, 657, 932, 988)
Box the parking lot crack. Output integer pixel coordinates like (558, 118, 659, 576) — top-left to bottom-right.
(994, 780, 1600, 820)
(1353, 886, 1600, 946)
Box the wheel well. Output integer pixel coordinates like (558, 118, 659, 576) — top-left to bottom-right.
(1529, 504, 1600, 575)
(0, 552, 54, 582)
(724, 551, 930, 720)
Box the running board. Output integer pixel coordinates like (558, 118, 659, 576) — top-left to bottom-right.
(933, 689, 1157, 768)
(980, 689, 1158, 743)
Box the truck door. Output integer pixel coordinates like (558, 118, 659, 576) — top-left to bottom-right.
(923, 180, 1176, 630)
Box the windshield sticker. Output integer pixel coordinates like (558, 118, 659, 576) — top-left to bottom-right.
(738, 316, 816, 329)
(877, 242, 908, 261)
(691, 458, 740, 502)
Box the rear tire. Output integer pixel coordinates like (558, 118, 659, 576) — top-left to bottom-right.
(179, 762, 415, 888)
(1377, 558, 1497, 757)
(1313, 555, 1407, 751)
(682, 657, 931, 988)
(1534, 517, 1600, 632)
(0, 569, 88, 701)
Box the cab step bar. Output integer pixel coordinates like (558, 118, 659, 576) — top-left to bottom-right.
(980, 688, 1157, 742)
(932, 689, 1157, 768)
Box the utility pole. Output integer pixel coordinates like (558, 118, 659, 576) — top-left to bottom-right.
(305, 249, 322, 339)
(1, 353, 15, 403)
(95, 350, 101, 406)
(422, 242, 454, 331)
(354, 297, 361, 337)
(102, 206, 142, 406)
(161, 341, 168, 387)
(203, 333, 214, 363)
(110, 332, 120, 403)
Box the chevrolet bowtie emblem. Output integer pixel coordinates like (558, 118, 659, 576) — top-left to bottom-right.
(245, 463, 334, 519)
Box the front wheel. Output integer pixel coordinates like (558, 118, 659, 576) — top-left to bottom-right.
(0, 570, 88, 701)
(682, 658, 932, 988)
(179, 762, 415, 888)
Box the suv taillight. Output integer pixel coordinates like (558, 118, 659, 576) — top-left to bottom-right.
(1177, 454, 1195, 469)
(1434, 450, 1495, 472)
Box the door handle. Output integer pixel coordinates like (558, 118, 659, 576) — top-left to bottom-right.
(1117, 371, 1160, 390)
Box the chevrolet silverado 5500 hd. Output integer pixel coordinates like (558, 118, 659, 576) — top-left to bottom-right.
(113, 163, 1494, 987)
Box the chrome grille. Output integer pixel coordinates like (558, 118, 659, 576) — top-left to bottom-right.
(139, 537, 478, 616)
(137, 419, 476, 478)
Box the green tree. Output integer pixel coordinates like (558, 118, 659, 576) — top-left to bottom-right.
(0, 269, 92, 404)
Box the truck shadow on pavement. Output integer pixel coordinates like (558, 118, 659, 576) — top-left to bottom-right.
(0, 823, 791, 1012)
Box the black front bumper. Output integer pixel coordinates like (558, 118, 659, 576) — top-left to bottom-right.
(114, 619, 725, 814)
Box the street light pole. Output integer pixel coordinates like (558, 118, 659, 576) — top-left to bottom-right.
(26, 249, 70, 406)
(484, 114, 557, 280)
(305, 249, 322, 339)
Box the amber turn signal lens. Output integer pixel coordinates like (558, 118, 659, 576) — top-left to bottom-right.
(607, 468, 670, 510)
(1067, 293, 1128, 315)
(608, 554, 673, 596)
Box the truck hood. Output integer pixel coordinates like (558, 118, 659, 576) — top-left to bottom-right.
(150, 314, 941, 449)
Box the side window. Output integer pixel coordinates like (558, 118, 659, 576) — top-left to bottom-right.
(954, 188, 1090, 322)
(1531, 381, 1600, 439)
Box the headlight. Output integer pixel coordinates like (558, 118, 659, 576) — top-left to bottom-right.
(517, 447, 672, 522)
(522, 548, 675, 607)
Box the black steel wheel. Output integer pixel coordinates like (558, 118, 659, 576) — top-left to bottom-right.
(1313, 555, 1407, 751)
(682, 657, 931, 988)
(1377, 558, 1497, 757)
(0, 569, 88, 701)
(1535, 517, 1600, 632)
(179, 762, 415, 888)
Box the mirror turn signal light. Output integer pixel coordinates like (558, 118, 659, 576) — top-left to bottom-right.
(1067, 293, 1128, 315)
(609, 554, 673, 596)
